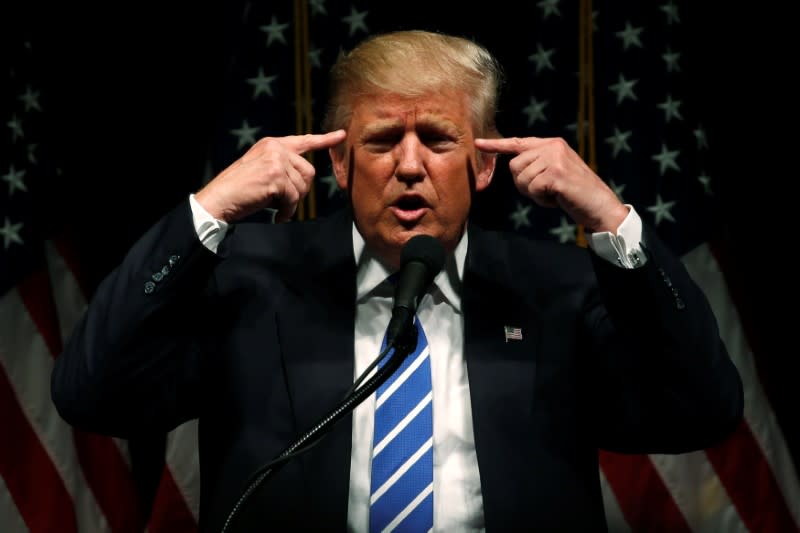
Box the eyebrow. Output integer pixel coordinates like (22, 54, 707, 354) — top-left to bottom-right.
(362, 116, 462, 137)
(361, 120, 404, 137)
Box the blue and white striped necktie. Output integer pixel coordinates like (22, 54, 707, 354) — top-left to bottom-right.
(369, 316, 434, 533)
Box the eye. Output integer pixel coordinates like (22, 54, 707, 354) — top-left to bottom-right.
(420, 132, 456, 150)
(364, 132, 402, 151)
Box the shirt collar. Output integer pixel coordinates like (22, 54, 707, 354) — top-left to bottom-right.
(352, 224, 466, 312)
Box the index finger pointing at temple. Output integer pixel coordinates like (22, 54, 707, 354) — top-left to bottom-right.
(284, 129, 347, 154)
(474, 137, 540, 155)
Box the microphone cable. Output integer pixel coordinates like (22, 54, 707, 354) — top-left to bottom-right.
(219, 326, 417, 533)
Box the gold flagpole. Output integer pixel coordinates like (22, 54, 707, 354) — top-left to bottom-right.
(576, 0, 595, 248)
(293, 0, 313, 220)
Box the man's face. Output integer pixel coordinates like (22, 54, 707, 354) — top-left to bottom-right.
(330, 90, 495, 268)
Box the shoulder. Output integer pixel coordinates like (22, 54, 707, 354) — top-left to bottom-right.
(211, 208, 354, 291)
(468, 224, 593, 276)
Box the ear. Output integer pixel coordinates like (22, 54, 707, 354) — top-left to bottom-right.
(474, 152, 497, 192)
(329, 146, 348, 190)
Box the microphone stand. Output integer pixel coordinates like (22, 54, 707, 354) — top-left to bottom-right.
(219, 323, 419, 533)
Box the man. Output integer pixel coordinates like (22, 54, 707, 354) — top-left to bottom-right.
(52, 30, 743, 532)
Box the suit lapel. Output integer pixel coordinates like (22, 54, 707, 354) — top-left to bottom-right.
(463, 225, 541, 529)
(274, 208, 357, 527)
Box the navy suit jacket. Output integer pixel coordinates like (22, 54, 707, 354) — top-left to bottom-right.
(52, 199, 743, 532)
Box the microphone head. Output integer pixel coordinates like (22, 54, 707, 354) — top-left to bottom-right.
(400, 234, 446, 282)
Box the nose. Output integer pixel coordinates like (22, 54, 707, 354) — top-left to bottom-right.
(395, 135, 425, 184)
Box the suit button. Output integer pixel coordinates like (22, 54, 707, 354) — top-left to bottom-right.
(144, 281, 156, 294)
(675, 297, 685, 310)
(169, 255, 180, 266)
(161, 265, 170, 276)
(152, 272, 163, 282)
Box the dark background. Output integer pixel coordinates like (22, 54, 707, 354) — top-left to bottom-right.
(4, 0, 796, 508)
(5, 2, 787, 281)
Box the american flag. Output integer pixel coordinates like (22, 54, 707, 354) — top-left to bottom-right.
(504, 326, 523, 342)
(3, 1, 798, 532)
(1, 31, 149, 533)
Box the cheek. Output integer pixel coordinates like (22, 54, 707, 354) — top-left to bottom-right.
(355, 156, 394, 186)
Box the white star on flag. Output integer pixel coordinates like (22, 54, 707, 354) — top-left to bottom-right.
(523, 96, 549, 126)
(27, 143, 37, 164)
(18, 85, 42, 112)
(698, 173, 712, 194)
(609, 179, 626, 201)
(609, 74, 639, 104)
(615, 21, 644, 50)
(341, 7, 369, 37)
(536, 0, 561, 20)
(662, 47, 681, 72)
(309, 0, 327, 16)
(660, 1, 681, 24)
(260, 15, 289, 47)
(0, 217, 24, 249)
(247, 68, 278, 99)
(651, 143, 681, 175)
(7, 114, 24, 142)
(646, 194, 677, 225)
(657, 94, 684, 123)
(509, 202, 532, 230)
(566, 119, 590, 144)
(549, 216, 576, 243)
(528, 43, 556, 73)
(2, 165, 27, 195)
(230, 120, 261, 150)
(319, 174, 339, 199)
(605, 126, 633, 158)
(309, 47, 323, 69)
(694, 125, 709, 149)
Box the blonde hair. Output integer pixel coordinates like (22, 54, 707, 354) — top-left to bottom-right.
(322, 30, 504, 138)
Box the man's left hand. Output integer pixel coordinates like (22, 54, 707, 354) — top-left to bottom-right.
(475, 136, 628, 233)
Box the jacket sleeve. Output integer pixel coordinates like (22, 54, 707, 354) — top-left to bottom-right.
(584, 226, 744, 453)
(51, 199, 222, 438)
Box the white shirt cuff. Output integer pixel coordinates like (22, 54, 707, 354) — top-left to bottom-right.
(586, 205, 647, 269)
(188, 193, 230, 254)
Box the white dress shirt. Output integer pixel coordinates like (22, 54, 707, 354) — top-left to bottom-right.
(187, 194, 646, 531)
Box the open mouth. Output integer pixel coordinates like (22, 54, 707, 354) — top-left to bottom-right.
(395, 196, 426, 210)
(391, 195, 428, 224)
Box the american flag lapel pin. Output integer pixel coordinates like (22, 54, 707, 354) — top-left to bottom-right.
(504, 325, 523, 342)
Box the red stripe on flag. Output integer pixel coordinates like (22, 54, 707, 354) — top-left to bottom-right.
(48, 237, 200, 530)
(53, 232, 93, 301)
(17, 268, 145, 533)
(16, 269, 63, 355)
(73, 430, 145, 533)
(599, 451, 691, 533)
(147, 468, 199, 533)
(0, 365, 79, 533)
(706, 420, 800, 533)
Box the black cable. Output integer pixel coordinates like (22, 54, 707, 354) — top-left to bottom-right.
(219, 330, 416, 533)
(343, 342, 392, 400)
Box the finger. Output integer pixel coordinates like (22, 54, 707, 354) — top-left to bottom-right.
(285, 162, 309, 198)
(507, 149, 541, 178)
(288, 151, 317, 183)
(274, 180, 301, 223)
(517, 164, 559, 209)
(474, 136, 542, 154)
(283, 129, 347, 154)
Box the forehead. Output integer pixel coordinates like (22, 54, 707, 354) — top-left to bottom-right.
(349, 91, 471, 128)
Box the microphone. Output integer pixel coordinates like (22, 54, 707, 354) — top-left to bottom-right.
(219, 234, 445, 533)
(384, 234, 446, 349)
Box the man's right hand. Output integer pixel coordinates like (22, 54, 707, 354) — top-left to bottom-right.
(195, 129, 347, 223)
